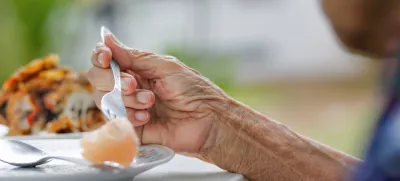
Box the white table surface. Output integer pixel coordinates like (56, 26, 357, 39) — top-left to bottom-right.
(0, 139, 246, 181)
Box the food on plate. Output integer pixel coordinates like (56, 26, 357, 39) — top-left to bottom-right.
(0, 55, 106, 136)
(80, 118, 139, 167)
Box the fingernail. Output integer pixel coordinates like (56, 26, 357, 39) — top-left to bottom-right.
(102, 26, 111, 35)
(121, 78, 131, 91)
(137, 92, 151, 104)
(101, 26, 124, 47)
(97, 53, 104, 65)
(101, 26, 112, 42)
(135, 111, 148, 121)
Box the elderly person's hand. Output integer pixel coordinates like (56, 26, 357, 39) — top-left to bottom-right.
(88, 30, 229, 154)
(87, 30, 360, 181)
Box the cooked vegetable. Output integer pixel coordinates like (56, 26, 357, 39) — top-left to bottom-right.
(0, 55, 106, 136)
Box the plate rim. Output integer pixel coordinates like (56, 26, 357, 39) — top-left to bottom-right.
(2, 132, 84, 140)
(0, 143, 175, 180)
(0, 125, 85, 140)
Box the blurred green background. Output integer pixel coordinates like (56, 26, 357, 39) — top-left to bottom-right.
(0, 0, 73, 82)
(0, 0, 382, 157)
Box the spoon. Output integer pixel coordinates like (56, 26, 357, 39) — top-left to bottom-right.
(0, 139, 122, 168)
(99, 26, 128, 121)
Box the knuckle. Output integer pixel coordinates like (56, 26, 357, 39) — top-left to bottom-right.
(164, 55, 179, 63)
(164, 55, 177, 60)
(99, 46, 111, 53)
(163, 55, 182, 68)
(163, 55, 200, 74)
(131, 49, 155, 60)
(86, 68, 95, 81)
(92, 49, 100, 57)
(95, 42, 104, 48)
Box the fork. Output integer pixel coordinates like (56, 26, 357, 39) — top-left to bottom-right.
(100, 26, 128, 121)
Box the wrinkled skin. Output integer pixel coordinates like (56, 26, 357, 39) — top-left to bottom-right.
(88, 30, 362, 181)
(86, 0, 400, 180)
(87, 33, 228, 153)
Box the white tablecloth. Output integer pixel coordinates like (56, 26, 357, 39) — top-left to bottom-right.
(0, 139, 246, 181)
(134, 154, 245, 181)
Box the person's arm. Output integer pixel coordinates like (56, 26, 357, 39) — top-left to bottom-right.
(322, 0, 400, 57)
(198, 99, 360, 181)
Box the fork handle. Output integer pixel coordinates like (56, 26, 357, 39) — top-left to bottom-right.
(110, 60, 122, 91)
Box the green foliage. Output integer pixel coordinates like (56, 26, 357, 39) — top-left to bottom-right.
(164, 45, 236, 91)
(9, 0, 74, 60)
(0, 0, 76, 84)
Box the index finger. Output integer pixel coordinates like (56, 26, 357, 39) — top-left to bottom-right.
(91, 42, 112, 68)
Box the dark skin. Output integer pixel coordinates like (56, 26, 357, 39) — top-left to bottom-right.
(322, 0, 400, 57)
(87, 1, 400, 180)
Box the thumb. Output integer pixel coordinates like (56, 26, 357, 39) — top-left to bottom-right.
(102, 29, 133, 70)
(103, 29, 182, 78)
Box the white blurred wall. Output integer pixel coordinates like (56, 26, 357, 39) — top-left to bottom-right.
(57, 0, 368, 83)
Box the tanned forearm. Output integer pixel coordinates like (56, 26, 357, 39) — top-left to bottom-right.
(199, 99, 361, 181)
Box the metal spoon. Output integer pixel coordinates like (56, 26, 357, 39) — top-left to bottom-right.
(99, 26, 128, 121)
(0, 140, 121, 168)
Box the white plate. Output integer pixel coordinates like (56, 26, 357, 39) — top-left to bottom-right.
(0, 140, 175, 181)
(0, 124, 7, 136)
(0, 125, 83, 140)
